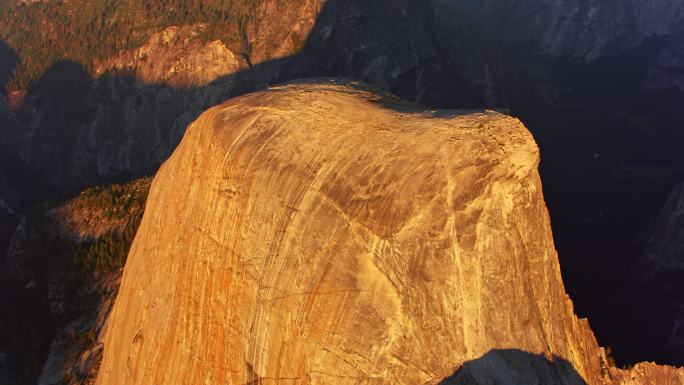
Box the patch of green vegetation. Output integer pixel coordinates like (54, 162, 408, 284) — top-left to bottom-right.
(60, 372, 81, 385)
(289, 30, 305, 54)
(21, 179, 150, 315)
(0, 178, 151, 385)
(69, 221, 139, 283)
(83, 181, 149, 219)
(0, 0, 263, 90)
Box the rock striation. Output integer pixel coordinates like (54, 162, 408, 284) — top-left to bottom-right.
(95, 81, 683, 385)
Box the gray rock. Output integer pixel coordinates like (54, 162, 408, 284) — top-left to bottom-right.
(644, 40, 684, 91)
(635, 181, 684, 281)
(450, 0, 684, 61)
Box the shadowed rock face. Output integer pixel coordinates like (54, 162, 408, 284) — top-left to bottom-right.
(439, 349, 588, 385)
(632, 181, 684, 358)
(440, 349, 684, 385)
(450, 0, 684, 61)
(96, 80, 628, 385)
(0, 41, 17, 91)
(0, 177, 150, 385)
(0, 41, 19, 254)
(637, 181, 684, 280)
(643, 37, 684, 91)
(438, 0, 684, 365)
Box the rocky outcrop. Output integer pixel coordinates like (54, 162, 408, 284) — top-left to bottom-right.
(609, 362, 684, 385)
(95, 81, 682, 385)
(632, 181, 684, 358)
(94, 25, 248, 88)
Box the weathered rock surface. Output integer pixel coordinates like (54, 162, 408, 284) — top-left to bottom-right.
(95, 81, 683, 385)
(609, 362, 684, 385)
(94, 25, 248, 88)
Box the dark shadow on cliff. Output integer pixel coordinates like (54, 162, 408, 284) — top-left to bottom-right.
(0, 40, 17, 90)
(0, 41, 59, 377)
(0, 40, 20, 254)
(0, 0, 505, 205)
(438, 349, 588, 385)
(500, 36, 684, 367)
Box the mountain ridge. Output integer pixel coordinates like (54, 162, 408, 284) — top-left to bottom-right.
(95, 80, 682, 385)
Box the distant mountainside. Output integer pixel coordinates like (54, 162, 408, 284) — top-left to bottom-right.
(0, 0, 502, 198)
(451, 0, 684, 62)
(0, 177, 150, 385)
(447, 0, 684, 365)
(0, 0, 264, 91)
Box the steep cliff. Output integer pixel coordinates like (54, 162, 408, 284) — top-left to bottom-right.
(439, 0, 684, 364)
(95, 81, 682, 385)
(93, 25, 248, 88)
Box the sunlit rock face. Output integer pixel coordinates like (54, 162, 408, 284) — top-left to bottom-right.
(92, 1, 323, 88)
(96, 80, 604, 385)
(93, 25, 248, 88)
